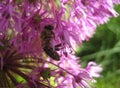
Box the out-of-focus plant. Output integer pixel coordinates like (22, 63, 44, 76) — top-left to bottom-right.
(76, 5, 120, 88)
(0, 0, 120, 88)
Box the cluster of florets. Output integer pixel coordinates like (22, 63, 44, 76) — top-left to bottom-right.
(0, 0, 119, 88)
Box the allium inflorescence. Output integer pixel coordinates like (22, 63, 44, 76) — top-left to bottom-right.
(0, 0, 119, 88)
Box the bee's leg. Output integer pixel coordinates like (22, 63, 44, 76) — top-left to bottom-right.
(55, 43, 64, 51)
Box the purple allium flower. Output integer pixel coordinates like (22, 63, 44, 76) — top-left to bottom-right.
(112, 0, 120, 4)
(0, 37, 51, 88)
(0, 38, 32, 87)
(46, 53, 97, 88)
(86, 61, 103, 78)
(0, 0, 119, 88)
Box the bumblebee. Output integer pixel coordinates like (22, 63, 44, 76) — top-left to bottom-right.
(40, 25, 60, 61)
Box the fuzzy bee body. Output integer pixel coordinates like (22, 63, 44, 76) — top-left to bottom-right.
(40, 25, 60, 61)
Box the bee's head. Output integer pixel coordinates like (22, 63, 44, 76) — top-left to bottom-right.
(44, 25, 53, 30)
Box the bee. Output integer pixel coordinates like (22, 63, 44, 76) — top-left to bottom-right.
(40, 25, 60, 61)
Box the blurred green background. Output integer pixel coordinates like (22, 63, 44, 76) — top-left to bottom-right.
(76, 5, 120, 88)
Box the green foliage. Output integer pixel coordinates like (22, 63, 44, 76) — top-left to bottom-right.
(95, 73, 120, 88)
(41, 68, 51, 79)
(77, 5, 120, 88)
